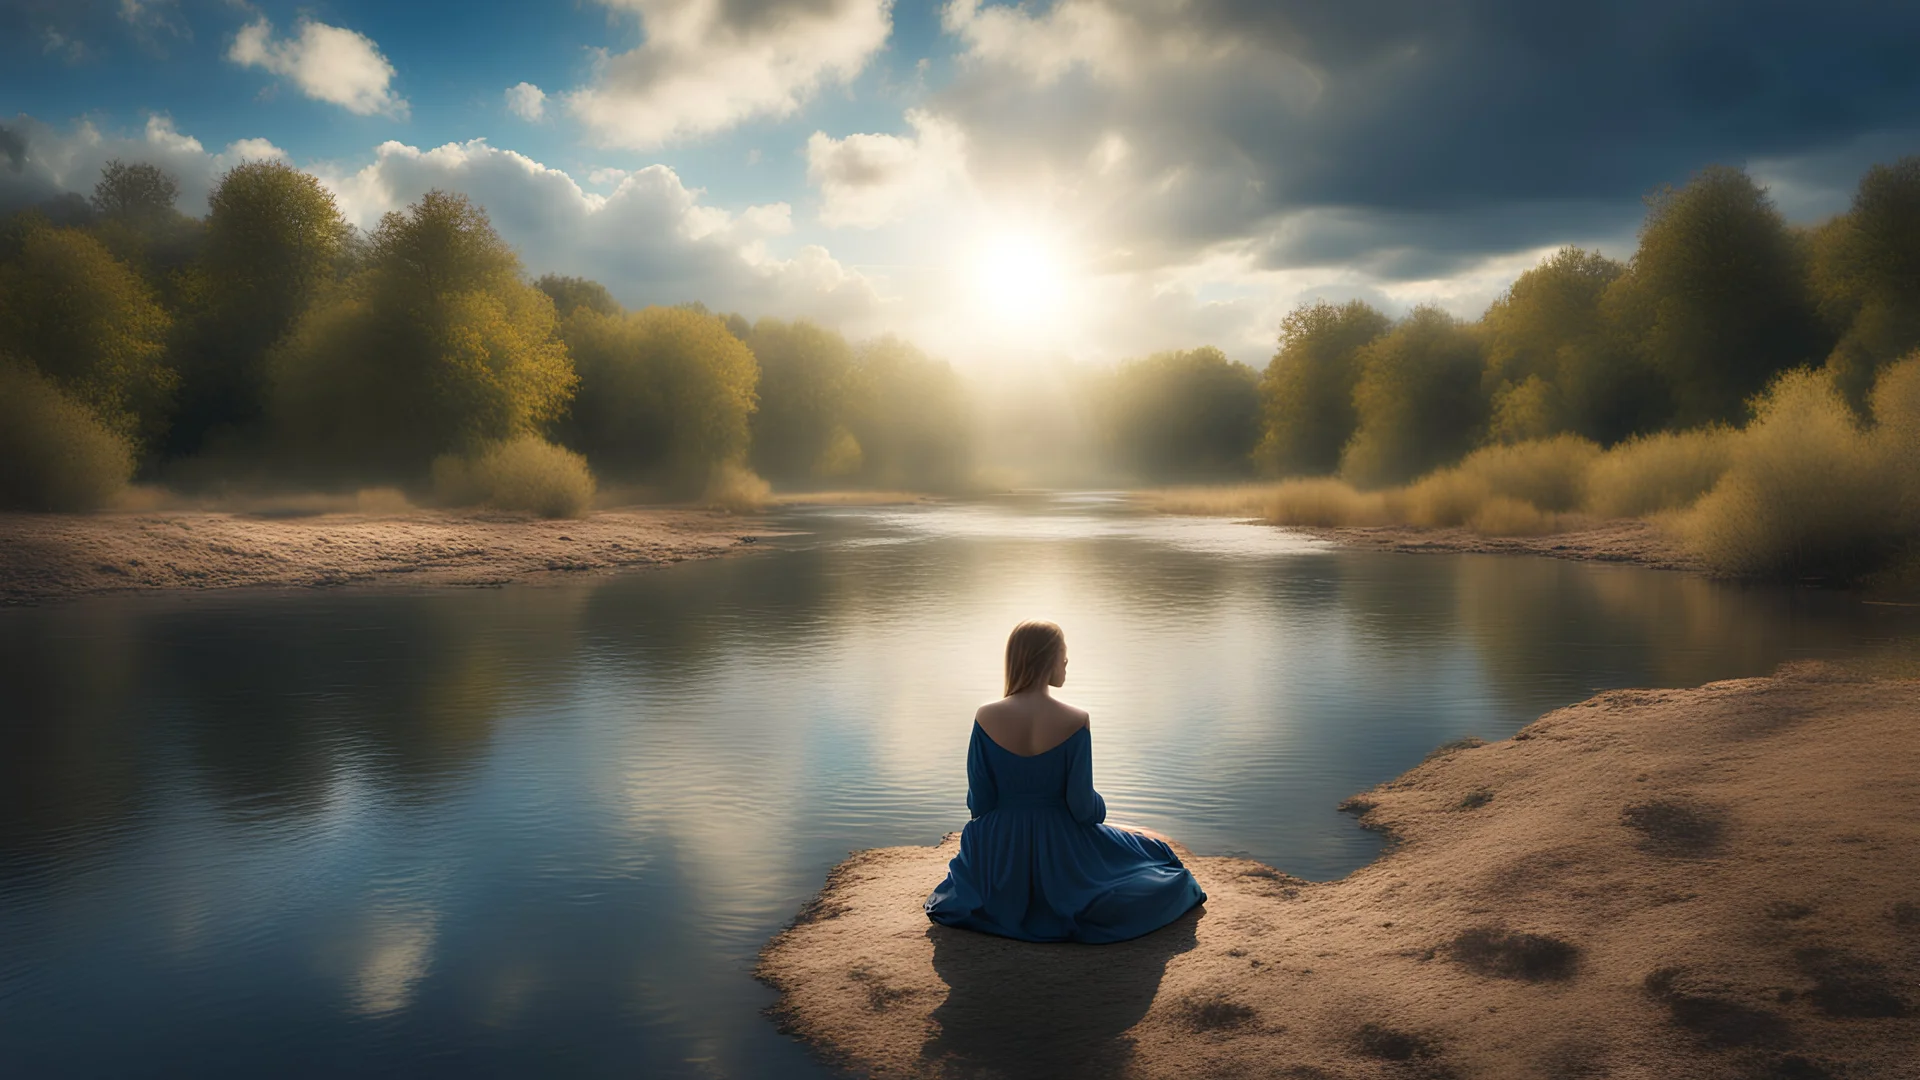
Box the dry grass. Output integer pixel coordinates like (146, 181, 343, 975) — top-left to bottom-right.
(1585, 427, 1736, 518)
(432, 436, 596, 518)
(0, 364, 135, 512)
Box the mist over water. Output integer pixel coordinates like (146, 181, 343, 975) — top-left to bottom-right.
(5, 494, 1916, 1078)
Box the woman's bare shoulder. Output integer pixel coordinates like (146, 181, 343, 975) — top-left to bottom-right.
(1051, 699, 1091, 729)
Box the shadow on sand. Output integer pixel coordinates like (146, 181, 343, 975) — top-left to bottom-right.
(920, 908, 1202, 1079)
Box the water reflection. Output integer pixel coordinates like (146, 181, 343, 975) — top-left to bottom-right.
(2, 494, 1915, 1078)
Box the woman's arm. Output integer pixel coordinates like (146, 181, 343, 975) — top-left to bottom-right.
(1065, 726, 1106, 825)
(965, 723, 997, 818)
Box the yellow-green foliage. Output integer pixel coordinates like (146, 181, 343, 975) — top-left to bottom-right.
(0, 219, 176, 443)
(1256, 300, 1390, 476)
(1582, 428, 1735, 517)
(270, 192, 575, 479)
(432, 436, 595, 518)
(563, 305, 759, 493)
(0, 363, 136, 511)
(702, 462, 772, 513)
(1342, 307, 1487, 488)
(1677, 368, 1898, 578)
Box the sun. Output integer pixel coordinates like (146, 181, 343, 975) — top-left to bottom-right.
(969, 230, 1068, 331)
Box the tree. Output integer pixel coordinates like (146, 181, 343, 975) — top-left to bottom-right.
(1342, 307, 1487, 487)
(1104, 346, 1262, 480)
(561, 305, 758, 492)
(1811, 158, 1920, 411)
(746, 318, 857, 483)
(90, 160, 180, 223)
(1481, 247, 1645, 443)
(1256, 299, 1390, 475)
(0, 218, 175, 445)
(846, 336, 972, 490)
(87, 160, 201, 304)
(1618, 166, 1828, 427)
(171, 161, 350, 455)
(536, 274, 621, 319)
(269, 191, 574, 480)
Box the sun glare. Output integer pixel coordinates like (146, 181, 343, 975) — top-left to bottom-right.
(970, 231, 1068, 331)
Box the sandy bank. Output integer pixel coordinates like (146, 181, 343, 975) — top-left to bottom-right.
(0, 507, 770, 603)
(1292, 518, 1702, 574)
(760, 666, 1920, 1079)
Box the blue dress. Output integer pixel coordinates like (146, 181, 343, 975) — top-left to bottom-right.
(924, 723, 1206, 943)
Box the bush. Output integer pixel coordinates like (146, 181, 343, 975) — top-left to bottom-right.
(1584, 427, 1735, 517)
(1678, 369, 1898, 579)
(1870, 354, 1920, 531)
(1454, 435, 1600, 512)
(0, 364, 136, 510)
(432, 436, 594, 518)
(1266, 478, 1393, 527)
(1469, 496, 1559, 537)
(1399, 468, 1494, 528)
(702, 462, 771, 513)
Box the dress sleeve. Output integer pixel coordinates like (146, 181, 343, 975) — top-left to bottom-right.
(965, 724, 998, 818)
(1065, 727, 1107, 825)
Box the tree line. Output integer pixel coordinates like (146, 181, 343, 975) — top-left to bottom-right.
(0, 161, 971, 513)
(1101, 160, 1920, 487)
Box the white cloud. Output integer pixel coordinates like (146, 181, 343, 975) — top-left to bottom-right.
(0, 115, 870, 329)
(806, 110, 967, 229)
(566, 0, 892, 148)
(504, 82, 546, 122)
(0, 114, 288, 214)
(228, 17, 408, 118)
(311, 137, 876, 322)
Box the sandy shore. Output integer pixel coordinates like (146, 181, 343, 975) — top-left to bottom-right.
(1293, 518, 1702, 573)
(0, 507, 770, 603)
(760, 665, 1920, 1079)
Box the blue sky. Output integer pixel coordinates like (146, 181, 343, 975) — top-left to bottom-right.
(5, 1, 1920, 366)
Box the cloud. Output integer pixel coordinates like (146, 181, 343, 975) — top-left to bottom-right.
(926, 0, 1920, 279)
(228, 17, 408, 118)
(309, 137, 876, 322)
(0, 113, 287, 215)
(504, 82, 546, 122)
(566, 0, 892, 148)
(806, 109, 967, 228)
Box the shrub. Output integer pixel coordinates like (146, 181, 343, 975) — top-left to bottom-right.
(702, 462, 771, 513)
(1584, 427, 1735, 517)
(1870, 354, 1920, 531)
(0, 364, 136, 511)
(1399, 469, 1493, 528)
(1455, 435, 1601, 512)
(432, 436, 594, 518)
(1678, 368, 1898, 579)
(1470, 496, 1559, 537)
(1265, 478, 1394, 527)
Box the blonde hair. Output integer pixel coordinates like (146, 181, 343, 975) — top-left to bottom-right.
(1004, 620, 1065, 697)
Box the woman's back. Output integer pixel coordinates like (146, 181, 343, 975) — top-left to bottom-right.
(973, 694, 1088, 759)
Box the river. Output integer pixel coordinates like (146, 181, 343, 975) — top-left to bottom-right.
(4, 494, 1915, 1077)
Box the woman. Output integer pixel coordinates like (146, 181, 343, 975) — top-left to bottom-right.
(925, 620, 1206, 943)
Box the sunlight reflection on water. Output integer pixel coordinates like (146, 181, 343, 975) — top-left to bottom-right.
(2, 492, 1915, 1078)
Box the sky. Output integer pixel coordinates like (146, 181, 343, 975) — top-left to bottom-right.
(4, 0, 1920, 368)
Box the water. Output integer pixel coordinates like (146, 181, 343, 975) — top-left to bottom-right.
(4, 494, 1916, 1077)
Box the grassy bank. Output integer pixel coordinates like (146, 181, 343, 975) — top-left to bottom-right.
(1145, 360, 1920, 583)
